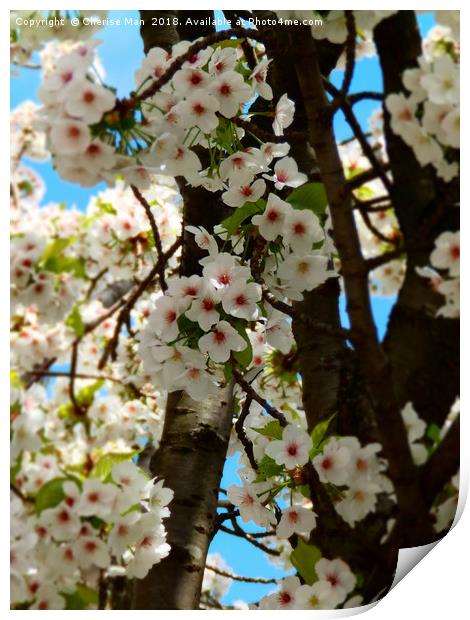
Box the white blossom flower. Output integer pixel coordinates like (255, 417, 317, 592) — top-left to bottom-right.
(252, 194, 291, 241)
(284, 208, 324, 253)
(210, 71, 252, 118)
(430, 231, 460, 276)
(64, 79, 115, 124)
(276, 505, 317, 539)
(221, 279, 261, 321)
(315, 557, 356, 607)
(227, 483, 276, 528)
(260, 576, 300, 609)
(265, 423, 312, 469)
(76, 479, 118, 519)
(273, 94, 295, 136)
(74, 535, 111, 569)
(312, 439, 352, 485)
(198, 320, 246, 363)
(264, 157, 308, 190)
(49, 120, 90, 155)
(295, 580, 336, 610)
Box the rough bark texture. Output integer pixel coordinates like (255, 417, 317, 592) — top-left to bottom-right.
(132, 11, 236, 610)
(133, 388, 234, 609)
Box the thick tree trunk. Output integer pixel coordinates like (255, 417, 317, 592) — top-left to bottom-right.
(132, 12, 235, 609)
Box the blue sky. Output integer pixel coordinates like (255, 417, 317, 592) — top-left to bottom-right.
(11, 10, 434, 606)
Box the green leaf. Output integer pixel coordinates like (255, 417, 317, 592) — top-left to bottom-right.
(40, 238, 72, 264)
(76, 380, 104, 407)
(223, 361, 233, 383)
(286, 182, 328, 216)
(220, 200, 264, 238)
(90, 452, 136, 481)
(233, 325, 252, 369)
(65, 305, 85, 338)
(254, 455, 284, 482)
(254, 420, 283, 440)
(62, 584, 98, 610)
(427, 423, 441, 444)
(10, 461, 21, 485)
(96, 199, 117, 215)
(35, 477, 68, 515)
(211, 37, 244, 49)
(43, 255, 86, 278)
(309, 413, 336, 456)
(290, 539, 322, 585)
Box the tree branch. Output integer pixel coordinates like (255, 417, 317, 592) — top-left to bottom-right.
(289, 26, 434, 547)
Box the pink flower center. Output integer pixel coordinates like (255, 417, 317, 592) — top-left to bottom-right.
(279, 591, 292, 605)
(287, 443, 298, 456)
(58, 510, 70, 523)
(327, 574, 339, 587)
(450, 245, 460, 259)
(202, 298, 215, 311)
(322, 456, 333, 470)
(83, 90, 95, 103)
(294, 222, 306, 235)
(267, 209, 279, 222)
(166, 310, 177, 323)
(214, 330, 226, 344)
(399, 109, 413, 122)
(192, 103, 205, 115)
(190, 72, 202, 86)
(68, 126, 81, 139)
(288, 510, 299, 523)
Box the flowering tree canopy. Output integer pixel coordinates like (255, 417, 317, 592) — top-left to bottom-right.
(10, 9, 459, 611)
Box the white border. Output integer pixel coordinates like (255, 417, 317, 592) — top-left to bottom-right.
(3, 3, 467, 618)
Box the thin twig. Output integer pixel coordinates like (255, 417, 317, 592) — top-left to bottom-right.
(325, 78, 393, 195)
(131, 185, 168, 291)
(231, 363, 288, 427)
(10, 483, 33, 504)
(365, 248, 404, 272)
(357, 204, 401, 246)
(331, 10, 357, 110)
(98, 236, 181, 369)
(205, 564, 277, 584)
(234, 396, 258, 470)
(262, 290, 352, 341)
(219, 520, 281, 557)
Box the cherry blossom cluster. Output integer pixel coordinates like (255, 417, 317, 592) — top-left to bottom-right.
(138, 206, 332, 398)
(10, 115, 183, 608)
(11, 458, 173, 609)
(259, 562, 359, 610)
(385, 17, 459, 181)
